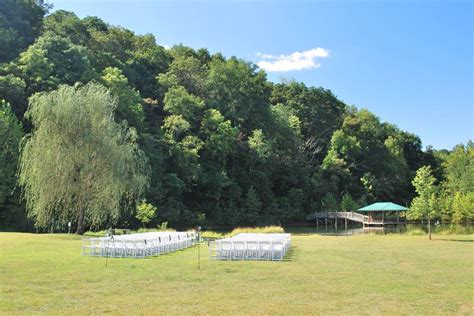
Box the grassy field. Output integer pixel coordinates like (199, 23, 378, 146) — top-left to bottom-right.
(0, 233, 473, 315)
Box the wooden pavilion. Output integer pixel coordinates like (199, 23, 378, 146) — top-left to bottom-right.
(357, 202, 409, 226)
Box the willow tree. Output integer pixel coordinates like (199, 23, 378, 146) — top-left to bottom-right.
(19, 83, 149, 234)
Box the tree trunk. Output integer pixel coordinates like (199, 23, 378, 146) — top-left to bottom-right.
(74, 165, 85, 235)
(428, 217, 431, 240)
(76, 207, 85, 235)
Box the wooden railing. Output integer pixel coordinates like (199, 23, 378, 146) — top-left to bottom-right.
(307, 211, 403, 225)
(307, 211, 369, 223)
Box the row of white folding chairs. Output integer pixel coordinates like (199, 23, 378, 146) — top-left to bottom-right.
(82, 233, 196, 258)
(219, 234, 291, 251)
(217, 238, 292, 254)
(82, 237, 195, 258)
(209, 240, 289, 261)
(112, 232, 195, 243)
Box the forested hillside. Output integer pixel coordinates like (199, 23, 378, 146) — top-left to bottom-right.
(0, 1, 471, 232)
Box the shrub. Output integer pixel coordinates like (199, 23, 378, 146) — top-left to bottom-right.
(201, 231, 225, 239)
(229, 225, 284, 236)
(136, 201, 157, 228)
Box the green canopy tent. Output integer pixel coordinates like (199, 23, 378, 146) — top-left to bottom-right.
(357, 202, 409, 225)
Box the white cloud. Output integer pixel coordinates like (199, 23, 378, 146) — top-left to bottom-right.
(256, 47, 329, 72)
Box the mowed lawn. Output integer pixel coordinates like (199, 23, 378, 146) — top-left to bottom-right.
(0, 233, 473, 315)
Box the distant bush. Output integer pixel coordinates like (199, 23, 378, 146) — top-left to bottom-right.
(229, 226, 285, 236)
(201, 231, 226, 239)
(201, 226, 284, 239)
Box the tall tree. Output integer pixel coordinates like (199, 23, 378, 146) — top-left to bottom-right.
(441, 142, 474, 224)
(0, 75, 27, 118)
(242, 185, 262, 225)
(101, 67, 145, 130)
(408, 166, 438, 240)
(0, 100, 23, 227)
(444, 143, 474, 194)
(270, 81, 345, 165)
(19, 83, 149, 233)
(158, 55, 208, 97)
(43, 10, 90, 45)
(0, 0, 50, 63)
(17, 33, 97, 95)
(206, 57, 271, 134)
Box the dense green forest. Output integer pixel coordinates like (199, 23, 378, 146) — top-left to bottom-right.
(0, 1, 472, 232)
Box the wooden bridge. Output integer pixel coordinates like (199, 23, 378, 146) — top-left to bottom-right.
(307, 211, 402, 227)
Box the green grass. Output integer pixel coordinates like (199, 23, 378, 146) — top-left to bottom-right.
(1, 233, 473, 315)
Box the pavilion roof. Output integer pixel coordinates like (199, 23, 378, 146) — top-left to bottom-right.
(357, 202, 409, 212)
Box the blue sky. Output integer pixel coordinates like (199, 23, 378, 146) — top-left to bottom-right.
(52, 0, 473, 150)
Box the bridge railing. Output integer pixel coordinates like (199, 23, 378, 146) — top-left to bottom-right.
(307, 211, 369, 223)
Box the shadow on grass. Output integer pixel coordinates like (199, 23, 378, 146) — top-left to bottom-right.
(282, 245, 298, 262)
(433, 238, 474, 243)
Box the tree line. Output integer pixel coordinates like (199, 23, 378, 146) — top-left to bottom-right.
(0, 1, 472, 232)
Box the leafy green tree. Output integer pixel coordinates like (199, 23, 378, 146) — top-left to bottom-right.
(0, 75, 27, 118)
(200, 108, 237, 162)
(0, 0, 50, 62)
(17, 33, 96, 94)
(340, 193, 359, 211)
(101, 67, 145, 130)
(360, 172, 376, 203)
(161, 112, 202, 188)
(19, 83, 149, 234)
(206, 57, 271, 134)
(408, 166, 438, 239)
(162, 114, 191, 143)
(279, 188, 305, 222)
(43, 10, 89, 45)
(127, 33, 170, 98)
(322, 109, 413, 204)
(248, 129, 271, 161)
(270, 81, 345, 165)
(135, 200, 157, 227)
(158, 55, 208, 97)
(437, 143, 474, 224)
(451, 192, 474, 224)
(85, 25, 170, 98)
(321, 193, 339, 211)
(163, 85, 205, 125)
(270, 103, 302, 143)
(242, 185, 262, 225)
(444, 143, 474, 194)
(0, 100, 23, 227)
